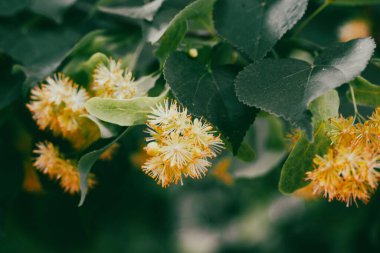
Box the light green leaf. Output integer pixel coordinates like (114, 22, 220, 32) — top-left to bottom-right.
(80, 115, 121, 139)
(347, 76, 380, 107)
(310, 90, 340, 125)
(85, 90, 168, 126)
(213, 0, 308, 60)
(235, 38, 375, 139)
(99, 0, 164, 21)
(78, 127, 133, 206)
(164, 52, 259, 154)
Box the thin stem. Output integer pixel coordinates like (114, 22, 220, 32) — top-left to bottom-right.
(293, 1, 331, 37)
(349, 84, 366, 123)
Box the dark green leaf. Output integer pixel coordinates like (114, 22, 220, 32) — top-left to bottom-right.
(164, 52, 258, 154)
(0, 56, 25, 109)
(30, 0, 77, 23)
(99, 0, 164, 21)
(0, 0, 28, 16)
(78, 127, 133, 206)
(235, 142, 256, 162)
(213, 0, 308, 60)
(347, 76, 380, 107)
(235, 38, 375, 138)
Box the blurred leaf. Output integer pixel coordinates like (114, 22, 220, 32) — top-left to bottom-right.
(85, 89, 168, 126)
(235, 142, 256, 162)
(155, 0, 216, 63)
(235, 38, 375, 139)
(0, 0, 28, 16)
(347, 76, 380, 107)
(265, 116, 286, 151)
(30, 0, 77, 23)
(78, 127, 133, 206)
(143, 0, 193, 43)
(0, 56, 26, 109)
(213, 0, 308, 60)
(370, 58, 380, 68)
(279, 91, 339, 194)
(164, 52, 259, 154)
(99, 0, 164, 21)
(331, 0, 380, 5)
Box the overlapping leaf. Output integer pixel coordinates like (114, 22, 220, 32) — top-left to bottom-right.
(164, 52, 258, 154)
(347, 76, 380, 107)
(235, 38, 375, 138)
(213, 0, 308, 60)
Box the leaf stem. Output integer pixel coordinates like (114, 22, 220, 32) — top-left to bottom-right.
(293, 0, 331, 37)
(349, 83, 365, 123)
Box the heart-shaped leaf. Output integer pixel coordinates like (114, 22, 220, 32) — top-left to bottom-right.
(235, 38, 375, 138)
(213, 0, 308, 60)
(164, 52, 259, 154)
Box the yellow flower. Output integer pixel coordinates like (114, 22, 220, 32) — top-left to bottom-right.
(33, 141, 96, 194)
(327, 116, 355, 145)
(27, 73, 94, 148)
(92, 58, 137, 99)
(99, 143, 120, 161)
(212, 158, 234, 186)
(338, 19, 371, 42)
(142, 100, 224, 187)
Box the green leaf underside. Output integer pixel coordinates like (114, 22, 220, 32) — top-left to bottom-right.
(348, 76, 380, 107)
(164, 52, 259, 154)
(85, 91, 168, 126)
(99, 0, 165, 21)
(213, 0, 308, 60)
(279, 90, 340, 194)
(235, 38, 375, 139)
(78, 127, 133, 206)
(155, 0, 216, 62)
(332, 0, 380, 5)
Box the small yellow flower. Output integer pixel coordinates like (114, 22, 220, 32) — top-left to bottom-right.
(142, 100, 224, 187)
(33, 141, 96, 194)
(212, 158, 234, 186)
(327, 116, 355, 145)
(99, 143, 120, 161)
(338, 19, 371, 42)
(27, 73, 92, 148)
(92, 58, 137, 99)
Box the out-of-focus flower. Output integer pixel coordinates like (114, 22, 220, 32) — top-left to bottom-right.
(92, 58, 137, 99)
(212, 157, 234, 186)
(33, 142, 96, 194)
(27, 74, 98, 149)
(307, 109, 380, 206)
(99, 143, 120, 161)
(142, 100, 224, 187)
(338, 19, 371, 42)
(23, 159, 43, 193)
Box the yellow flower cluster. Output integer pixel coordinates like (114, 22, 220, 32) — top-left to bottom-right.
(33, 142, 96, 194)
(142, 100, 224, 187)
(27, 57, 137, 194)
(307, 109, 380, 206)
(27, 73, 96, 149)
(92, 58, 137, 99)
(338, 19, 371, 43)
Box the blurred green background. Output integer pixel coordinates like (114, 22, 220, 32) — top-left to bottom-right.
(2, 0, 380, 252)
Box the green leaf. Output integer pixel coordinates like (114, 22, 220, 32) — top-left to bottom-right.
(235, 38, 375, 138)
(99, 0, 165, 21)
(164, 52, 259, 154)
(30, 0, 77, 23)
(235, 142, 256, 162)
(155, 0, 216, 63)
(331, 0, 380, 5)
(78, 127, 133, 206)
(347, 76, 380, 107)
(310, 90, 340, 125)
(213, 0, 308, 60)
(0, 0, 28, 16)
(85, 90, 168, 126)
(279, 90, 340, 194)
(279, 123, 330, 194)
(80, 115, 121, 139)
